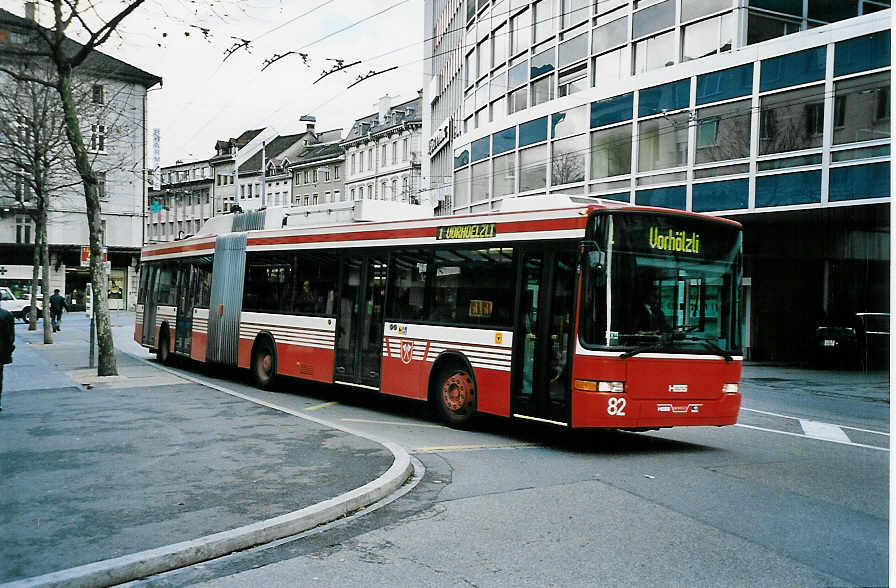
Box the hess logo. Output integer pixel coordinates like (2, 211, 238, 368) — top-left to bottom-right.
(400, 341, 414, 365)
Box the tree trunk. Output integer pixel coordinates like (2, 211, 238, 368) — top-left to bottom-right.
(40, 203, 53, 345)
(55, 68, 117, 375)
(28, 228, 40, 330)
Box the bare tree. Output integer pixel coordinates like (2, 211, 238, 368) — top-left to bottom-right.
(0, 61, 84, 344)
(0, 1, 151, 375)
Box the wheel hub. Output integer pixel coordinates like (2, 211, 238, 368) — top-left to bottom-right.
(442, 372, 473, 412)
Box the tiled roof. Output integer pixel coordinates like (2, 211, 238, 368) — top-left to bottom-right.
(238, 133, 306, 174)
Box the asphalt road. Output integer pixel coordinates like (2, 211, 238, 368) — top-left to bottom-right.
(106, 313, 889, 588)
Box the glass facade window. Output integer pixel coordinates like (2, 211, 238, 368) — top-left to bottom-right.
(561, 0, 591, 28)
(695, 99, 752, 164)
(491, 71, 507, 98)
(520, 116, 548, 146)
(829, 163, 890, 201)
(559, 33, 588, 68)
(747, 9, 801, 45)
(693, 163, 750, 178)
(760, 46, 826, 92)
(493, 153, 516, 196)
(757, 153, 822, 170)
(493, 25, 507, 67)
(558, 63, 588, 96)
(755, 170, 821, 207)
(632, 0, 675, 39)
(759, 85, 825, 155)
(493, 126, 516, 155)
(491, 96, 507, 122)
(591, 92, 633, 127)
(531, 75, 554, 106)
(454, 166, 470, 207)
(639, 79, 690, 117)
(509, 86, 528, 113)
(831, 144, 890, 162)
(808, 1, 859, 24)
(638, 113, 689, 172)
(531, 48, 555, 78)
(454, 147, 470, 169)
(681, 12, 734, 61)
(834, 31, 891, 77)
(551, 134, 587, 185)
(692, 178, 749, 212)
(478, 39, 491, 79)
(592, 16, 628, 54)
(633, 30, 675, 75)
(682, 0, 732, 22)
(519, 145, 547, 191)
(637, 170, 686, 186)
(471, 160, 490, 203)
(593, 46, 630, 83)
(696, 63, 753, 105)
(591, 124, 632, 179)
(635, 185, 686, 209)
(471, 136, 490, 161)
(832, 72, 890, 145)
(510, 8, 531, 55)
(533, 0, 555, 44)
(509, 61, 528, 88)
(552, 105, 589, 138)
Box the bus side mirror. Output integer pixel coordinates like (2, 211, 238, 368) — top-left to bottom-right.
(584, 249, 605, 274)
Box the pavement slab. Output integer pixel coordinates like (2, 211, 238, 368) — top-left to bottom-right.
(0, 317, 400, 585)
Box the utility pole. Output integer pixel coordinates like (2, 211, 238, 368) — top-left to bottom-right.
(232, 144, 239, 212)
(261, 140, 266, 208)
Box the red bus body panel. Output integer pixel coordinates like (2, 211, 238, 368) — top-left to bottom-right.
(571, 353, 742, 428)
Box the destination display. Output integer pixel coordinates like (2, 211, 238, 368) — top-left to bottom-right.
(436, 223, 497, 240)
(590, 212, 740, 261)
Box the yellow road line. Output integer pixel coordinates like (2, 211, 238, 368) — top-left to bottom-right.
(305, 401, 339, 411)
(414, 442, 540, 453)
(341, 418, 445, 429)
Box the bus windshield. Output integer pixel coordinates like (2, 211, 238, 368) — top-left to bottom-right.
(580, 211, 743, 356)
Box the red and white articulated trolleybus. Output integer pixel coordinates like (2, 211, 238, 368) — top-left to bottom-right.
(135, 196, 744, 429)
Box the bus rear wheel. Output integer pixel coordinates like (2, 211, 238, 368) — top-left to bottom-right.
(251, 339, 276, 390)
(436, 367, 476, 428)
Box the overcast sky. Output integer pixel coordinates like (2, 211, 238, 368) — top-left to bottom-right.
(1, 0, 425, 166)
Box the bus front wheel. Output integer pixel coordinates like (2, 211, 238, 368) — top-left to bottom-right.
(251, 338, 276, 390)
(435, 366, 476, 428)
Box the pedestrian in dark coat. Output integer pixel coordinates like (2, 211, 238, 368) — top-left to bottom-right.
(0, 305, 14, 411)
(49, 288, 67, 332)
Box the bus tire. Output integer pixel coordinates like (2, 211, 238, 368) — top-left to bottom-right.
(157, 328, 170, 365)
(251, 336, 277, 390)
(434, 365, 476, 428)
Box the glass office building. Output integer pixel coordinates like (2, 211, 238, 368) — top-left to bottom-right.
(423, 0, 890, 363)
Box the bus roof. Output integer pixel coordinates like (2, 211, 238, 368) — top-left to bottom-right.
(140, 196, 738, 262)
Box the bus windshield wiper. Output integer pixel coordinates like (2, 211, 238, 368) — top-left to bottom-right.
(619, 332, 673, 360)
(679, 335, 734, 362)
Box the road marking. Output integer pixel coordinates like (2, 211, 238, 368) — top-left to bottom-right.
(341, 418, 446, 429)
(414, 442, 540, 453)
(305, 401, 338, 411)
(741, 407, 889, 436)
(799, 419, 852, 443)
(735, 423, 888, 452)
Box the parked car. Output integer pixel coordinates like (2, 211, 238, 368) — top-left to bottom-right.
(0, 286, 43, 323)
(813, 323, 859, 369)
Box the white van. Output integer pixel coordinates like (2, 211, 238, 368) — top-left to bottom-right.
(0, 286, 43, 323)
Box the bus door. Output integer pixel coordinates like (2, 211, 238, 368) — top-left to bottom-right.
(206, 233, 247, 365)
(174, 263, 195, 355)
(334, 255, 388, 388)
(141, 264, 159, 347)
(512, 249, 577, 424)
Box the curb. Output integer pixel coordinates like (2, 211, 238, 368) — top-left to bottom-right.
(4, 352, 415, 588)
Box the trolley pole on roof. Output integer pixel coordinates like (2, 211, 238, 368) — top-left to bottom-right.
(232, 145, 239, 212)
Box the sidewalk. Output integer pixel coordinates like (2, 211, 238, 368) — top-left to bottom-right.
(0, 314, 410, 586)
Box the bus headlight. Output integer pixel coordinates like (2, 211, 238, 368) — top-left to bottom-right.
(722, 383, 739, 394)
(597, 381, 625, 393)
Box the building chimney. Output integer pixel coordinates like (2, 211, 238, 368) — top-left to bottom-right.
(377, 95, 393, 124)
(24, 1, 37, 21)
(300, 115, 316, 134)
